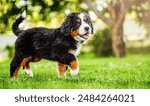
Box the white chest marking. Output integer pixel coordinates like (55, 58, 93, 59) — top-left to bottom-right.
(70, 42, 82, 56)
(75, 42, 82, 56)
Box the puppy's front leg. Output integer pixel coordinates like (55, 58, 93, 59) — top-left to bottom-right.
(56, 53, 79, 76)
(57, 63, 67, 77)
(69, 57, 79, 76)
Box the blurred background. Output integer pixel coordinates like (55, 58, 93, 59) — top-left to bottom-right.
(0, 0, 150, 61)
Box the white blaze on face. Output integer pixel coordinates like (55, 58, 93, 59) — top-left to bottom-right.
(78, 13, 92, 36)
(74, 13, 92, 42)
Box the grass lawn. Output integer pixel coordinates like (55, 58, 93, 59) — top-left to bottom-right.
(0, 54, 150, 89)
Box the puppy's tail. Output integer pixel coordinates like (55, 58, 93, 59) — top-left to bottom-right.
(12, 10, 26, 36)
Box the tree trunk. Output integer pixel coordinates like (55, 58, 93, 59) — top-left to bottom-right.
(83, 0, 129, 57)
(112, 25, 126, 57)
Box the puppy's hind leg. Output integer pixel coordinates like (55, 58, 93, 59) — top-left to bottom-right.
(23, 61, 33, 77)
(10, 52, 27, 79)
(23, 57, 41, 77)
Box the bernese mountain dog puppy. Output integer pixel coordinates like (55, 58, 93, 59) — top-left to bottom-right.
(10, 11, 93, 79)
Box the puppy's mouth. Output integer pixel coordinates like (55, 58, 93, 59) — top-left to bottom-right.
(79, 32, 89, 40)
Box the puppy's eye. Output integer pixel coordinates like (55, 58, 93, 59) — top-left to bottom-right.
(76, 18, 80, 23)
(83, 17, 89, 22)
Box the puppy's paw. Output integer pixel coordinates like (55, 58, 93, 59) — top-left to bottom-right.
(70, 68, 79, 76)
(57, 72, 66, 78)
(24, 69, 33, 77)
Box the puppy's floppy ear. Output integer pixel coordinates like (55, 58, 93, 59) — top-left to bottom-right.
(60, 13, 74, 36)
(91, 23, 94, 34)
(87, 14, 94, 34)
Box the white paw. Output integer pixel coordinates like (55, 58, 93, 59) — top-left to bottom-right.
(70, 67, 79, 76)
(24, 69, 33, 77)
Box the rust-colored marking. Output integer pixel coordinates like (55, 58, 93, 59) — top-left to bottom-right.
(23, 57, 41, 69)
(31, 57, 41, 62)
(76, 18, 81, 23)
(69, 60, 78, 70)
(68, 50, 75, 54)
(13, 67, 20, 79)
(24, 61, 30, 69)
(58, 63, 67, 76)
(13, 56, 32, 78)
(71, 30, 79, 37)
(21, 56, 32, 66)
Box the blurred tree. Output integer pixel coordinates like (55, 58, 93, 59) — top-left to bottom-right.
(131, 0, 150, 37)
(82, 0, 150, 57)
(0, 0, 80, 33)
(3, 45, 14, 58)
(92, 28, 113, 57)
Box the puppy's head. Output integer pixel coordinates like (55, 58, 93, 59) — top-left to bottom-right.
(61, 12, 93, 42)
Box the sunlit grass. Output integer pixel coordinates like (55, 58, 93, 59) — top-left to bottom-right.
(0, 54, 150, 89)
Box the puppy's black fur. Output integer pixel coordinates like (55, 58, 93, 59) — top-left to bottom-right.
(10, 12, 93, 78)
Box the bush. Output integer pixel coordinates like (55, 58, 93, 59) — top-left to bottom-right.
(127, 46, 150, 54)
(91, 28, 113, 57)
(3, 45, 14, 58)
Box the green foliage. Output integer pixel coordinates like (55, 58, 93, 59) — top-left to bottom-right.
(91, 28, 113, 57)
(0, 0, 80, 33)
(0, 54, 150, 88)
(3, 45, 14, 58)
(127, 46, 150, 54)
(131, 0, 150, 37)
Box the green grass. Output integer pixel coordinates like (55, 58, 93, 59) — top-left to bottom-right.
(0, 54, 150, 89)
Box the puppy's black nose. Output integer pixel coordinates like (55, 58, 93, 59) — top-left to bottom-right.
(84, 27, 89, 31)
